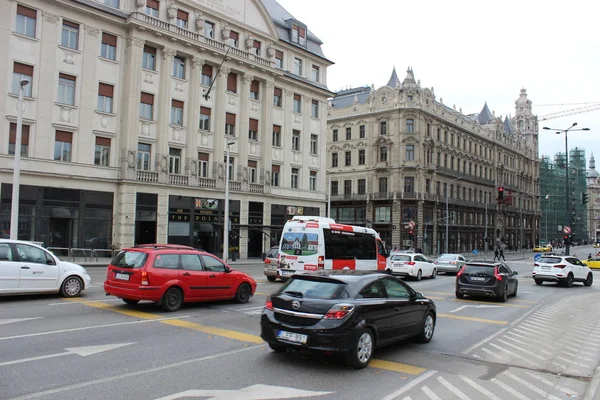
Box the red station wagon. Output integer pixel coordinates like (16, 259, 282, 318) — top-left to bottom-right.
(104, 244, 257, 311)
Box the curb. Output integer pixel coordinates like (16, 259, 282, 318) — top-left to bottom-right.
(584, 366, 600, 400)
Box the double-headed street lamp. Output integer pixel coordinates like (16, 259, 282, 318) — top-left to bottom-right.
(223, 140, 235, 261)
(445, 176, 462, 253)
(10, 79, 30, 240)
(543, 123, 590, 255)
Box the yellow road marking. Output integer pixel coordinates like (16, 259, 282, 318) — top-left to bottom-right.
(255, 292, 268, 296)
(426, 296, 446, 300)
(453, 299, 529, 308)
(369, 359, 426, 374)
(510, 299, 537, 304)
(424, 291, 453, 295)
(67, 299, 166, 320)
(438, 313, 508, 325)
(161, 319, 263, 344)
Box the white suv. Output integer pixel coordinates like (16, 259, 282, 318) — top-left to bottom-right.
(532, 255, 593, 287)
(387, 253, 437, 280)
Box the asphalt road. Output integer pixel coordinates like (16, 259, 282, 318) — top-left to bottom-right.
(2, 248, 600, 400)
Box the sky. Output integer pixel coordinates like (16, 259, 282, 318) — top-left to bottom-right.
(276, 0, 600, 163)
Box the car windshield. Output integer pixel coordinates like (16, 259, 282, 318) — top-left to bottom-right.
(438, 254, 456, 261)
(462, 265, 495, 275)
(111, 251, 148, 268)
(390, 255, 412, 261)
(538, 257, 562, 264)
(267, 248, 279, 258)
(279, 278, 348, 299)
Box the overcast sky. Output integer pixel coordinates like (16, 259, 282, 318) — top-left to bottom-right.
(277, 0, 600, 163)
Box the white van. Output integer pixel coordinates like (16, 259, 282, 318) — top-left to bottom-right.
(277, 216, 388, 278)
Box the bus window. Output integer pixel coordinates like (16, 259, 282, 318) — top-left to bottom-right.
(323, 229, 376, 260)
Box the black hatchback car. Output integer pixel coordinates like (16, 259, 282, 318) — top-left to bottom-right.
(260, 270, 436, 369)
(455, 262, 518, 302)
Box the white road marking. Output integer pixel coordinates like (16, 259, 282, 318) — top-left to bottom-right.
(449, 305, 503, 313)
(379, 370, 438, 400)
(585, 366, 600, 400)
(421, 386, 441, 400)
(436, 376, 471, 400)
(491, 377, 531, 400)
(503, 371, 562, 400)
(503, 333, 553, 356)
(556, 356, 594, 368)
(495, 338, 546, 360)
(489, 343, 532, 365)
(458, 376, 502, 400)
(523, 370, 579, 396)
(154, 384, 334, 400)
(0, 343, 135, 367)
(0, 318, 43, 326)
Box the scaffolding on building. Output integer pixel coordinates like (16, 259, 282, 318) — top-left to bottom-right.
(540, 148, 589, 245)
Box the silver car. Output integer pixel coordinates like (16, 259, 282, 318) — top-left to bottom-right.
(263, 246, 281, 282)
(435, 253, 467, 274)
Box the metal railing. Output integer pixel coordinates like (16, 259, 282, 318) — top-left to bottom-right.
(46, 247, 121, 263)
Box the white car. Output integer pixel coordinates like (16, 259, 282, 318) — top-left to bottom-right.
(532, 255, 593, 287)
(0, 239, 91, 297)
(387, 253, 437, 280)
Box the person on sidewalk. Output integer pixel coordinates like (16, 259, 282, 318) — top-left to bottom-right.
(494, 248, 499, 261)
(499, 245, 506, 261)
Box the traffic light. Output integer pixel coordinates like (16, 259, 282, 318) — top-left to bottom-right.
(582, 193, 589, 204)
(563, 235, 570, 246)
(498, 187, 504, 200)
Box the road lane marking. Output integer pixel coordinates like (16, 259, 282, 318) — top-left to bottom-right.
(522, 370, 580, 397)
(0, 318, 43, 325)
(0, 343, 135, 367)
(453, 299, 529, 308)
(160, 319, 263, 344)
(437, 314, 508, 325)
(491, 376, 531, 400)
(379, 370, 438, 400)
(436, 376, 472, 400)
(458, 376, 502, 400)
(369, 360, 426, 375)
(503, 371, 562, 400)
(48, 298, 122, 306)
(67, 300, 166, 320)
(421, 385, 442, 400)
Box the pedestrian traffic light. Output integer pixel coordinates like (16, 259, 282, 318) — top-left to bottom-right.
(582, 193, 589, 204)
(498, 187, 504, 200)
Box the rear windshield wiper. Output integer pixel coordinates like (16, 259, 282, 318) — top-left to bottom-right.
(118, 263, 136, 268)
(282, 291, 304, 298)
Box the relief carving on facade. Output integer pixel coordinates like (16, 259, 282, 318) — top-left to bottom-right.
(242, 167, 248, 182)
(243, 74, 254, 84)
(135, 0, 146, 8)
(127, 150, 136, 169)
(217, 163, 225, 181)
(126, 36, 145, 48)
(163, 48, 176, 60)
(63, 52, 75, 65)
(160, 155, 169, 172)
(189, 159, 198, 176)
(41, 11, 59, 24)
(264, 170, 271, 186)
(191, 57, 203, 69)
(83, 26, 100, 37)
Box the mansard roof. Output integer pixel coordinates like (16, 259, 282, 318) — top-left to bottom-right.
(477, 102, 494, 124)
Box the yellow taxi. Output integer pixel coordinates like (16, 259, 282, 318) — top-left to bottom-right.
(583, 257, 600, 269)
(533, 244, 552, 252)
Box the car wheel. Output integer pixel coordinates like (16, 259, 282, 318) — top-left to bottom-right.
(535, 279, 543, 286)
(431, 268, 437, 279)
(60, 276, 83, 298)
(386, 268, 393, 275)
(235, 283, 252, 304)
(565, 273, 574, 288)
(268, 342, 289, 353)
(346, 328, 374, 369)
(510, 282, 518, 297)
(415, 311, 436, 343)
(266, 276, 276, 282)
(122, 298, 140, 305)
(455, 291, 464, 299)
(415, 270, 422, 281)
(584, 272, 594, 287)
(499, 287, 508, 303)
(161, 287, 183, 312)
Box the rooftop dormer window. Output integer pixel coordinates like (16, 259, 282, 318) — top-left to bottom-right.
(291, 24, 306, 46)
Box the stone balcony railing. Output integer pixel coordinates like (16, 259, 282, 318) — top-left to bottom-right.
(137, 170, 159, 182)
(169, 174, 189, 186)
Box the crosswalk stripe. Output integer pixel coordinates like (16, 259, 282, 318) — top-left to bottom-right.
(491, 377, 531, 400)
(379, 370, 438, 400)
(523, 370, 581, 396)
(503, 333, 553, 356)
(503, 371, 562, 400)
(489, 342, 530, 363)
(458, 376, 502, 400)
(421, 386, 442, 400)
(436, 376, 472, 400)
(495, 338, 546, 360)
(556, 355, 594, 367)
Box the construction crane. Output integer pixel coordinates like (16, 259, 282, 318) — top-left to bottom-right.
(538, 103, 600, 121)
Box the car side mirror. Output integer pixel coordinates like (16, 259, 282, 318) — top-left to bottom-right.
(46, 258, 55, 266)
(224, 266, 232, 273)
(513, 271, 518, 275)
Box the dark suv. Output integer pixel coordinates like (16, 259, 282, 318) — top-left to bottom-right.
(455, 262, 518, 302)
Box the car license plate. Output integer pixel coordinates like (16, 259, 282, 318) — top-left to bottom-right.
(280, 270, 293, 276)
(277, 330, 307, 344)
(542, 266, 550, 270)
(470, 277, 486, 281)
(115, 273, 129, 281)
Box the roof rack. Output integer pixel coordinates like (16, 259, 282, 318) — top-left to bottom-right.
(134, 244, 195, 250)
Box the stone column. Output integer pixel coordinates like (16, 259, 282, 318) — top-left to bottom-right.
(239, 73, 252, 190)
(77, 25, 100, 164)
(186, 56, 203, 186)
(282, 89, 294, 188)
(156, 47, 175, 183)
(261, 81, 274, 192)
(120, 36, 145, 180)
(213, 66, 229, 189)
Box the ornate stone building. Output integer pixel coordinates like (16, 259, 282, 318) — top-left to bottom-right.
(327, 68, 540, 254)
(0, 0, 333, 258)
(586, 154, 600, 242)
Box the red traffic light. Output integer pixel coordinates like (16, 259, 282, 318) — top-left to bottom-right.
(409, 230, 413, 235)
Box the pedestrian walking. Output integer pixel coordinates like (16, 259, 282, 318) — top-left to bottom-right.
(493, 248, 499, 261)
(499, 245, 506, 261)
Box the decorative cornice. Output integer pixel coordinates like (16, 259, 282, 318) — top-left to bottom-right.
(126, 36, 145, 48)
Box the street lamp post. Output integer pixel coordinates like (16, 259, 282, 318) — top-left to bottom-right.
(543, 123, 590, 255)
(10, 79, 30, 240)
(445, 176, 462, 253)
(223, 141, 235, 261)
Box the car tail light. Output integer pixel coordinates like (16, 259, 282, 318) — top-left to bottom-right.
(265, 259, 271, 264)
(534, 263, 539, 267)
(141, 270, 149, 286)
(317, 255, 324, 270)
(324, 304, 355, 319)
(450, 261, 457, 265)
(265, 297, 273, 311)
(494, 267, 503, 281)
(457, 267, 464, 277)
(554, 264, 566, 269)
(406, 261, 416, 266)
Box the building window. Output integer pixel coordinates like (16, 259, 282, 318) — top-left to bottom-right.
(332, 152, 338, 168)
(345, 151, 351, 166)
(204, 21, 215, 38)
(142, 45, 156, 70)
(405, 145, 414, 161)
(16, 5, 37, 38)
(404, 177, 414, 193)
(292, 130, 300, 151)
(309, 171, 317, 191)
(332, 129, 338, 142)
(199, 107, 211, 131)
(271, 164, 280, 186)
(344, 180, 352, 195)
(12, 62, 33, 97)
(224, 155, 234, 180)
(406, 119, 414, 133)
(380, 121, 387, 135)
(291, 24, 306, 46)
(137, 143, 151, 170)
(173, 56, 185, 79)
(437, 128, 441, 141)
(225, 113, 236, 136)
(140, 92, 154, 120)
(358, 149, 365, 165)
(273, 87, 282, 107)
(293, 57, 303, 76)
(104, 0, 119, 8)
(425, 179, 431, 194)
(291, 168, 299, 189)
(358, 179, 366, 194)
(375, 206, 391, 222)
(310, 134, 318, 155)
(248, 118, 258, 141)
(97, 83, 114, 113)
(346, 127, 351, 140)
(379, 146, 387, 162)
(8, 123, 30, 157)
(201, 64, 213, 86)
(198, 152, 209, 177)
(169, 148, 181, 174)
(229, 31, 239, 47)
(170, 100, 184, 126)
(54, 131, 72, 162)
(94, 136, 111, 166)
(330, 181, 338, 196)
(250, 80, 260, 100)
(293, 94, 302, 113)
(359, 125, 365, 138)
(61, 20, 79, 50)
(57, 73, 76, 105)
(378, 178, 388, 194)
(426, 123, 431, 137)
(311, 100, 319, 118)
(253, 40, 261, 56)
(226, 72, 237, 93)
(145, 0, 159, 17)
(248, 160, 257, 183)
(311, 65, 320, 82)
(407, 95, 413, 101)
(272, 125, 281, 147)
(176, 10, 188, 29)
(100, 32, 117, 60)
(275, 50, 283, 69)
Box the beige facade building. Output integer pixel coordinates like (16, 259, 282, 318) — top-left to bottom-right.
(0, 0, 333, 259)
(327, 68, 540, 254)
(586, 155, 600, 242)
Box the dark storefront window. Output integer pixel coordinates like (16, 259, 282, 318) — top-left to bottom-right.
(136, 192, 157, 246)
(247, 201, 264, 258)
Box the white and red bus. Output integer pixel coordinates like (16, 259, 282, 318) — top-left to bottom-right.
(277, 216, 388, 277)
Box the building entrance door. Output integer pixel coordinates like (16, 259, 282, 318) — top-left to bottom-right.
(135, 221, 156, 245)
(48, 218, 72, 249)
